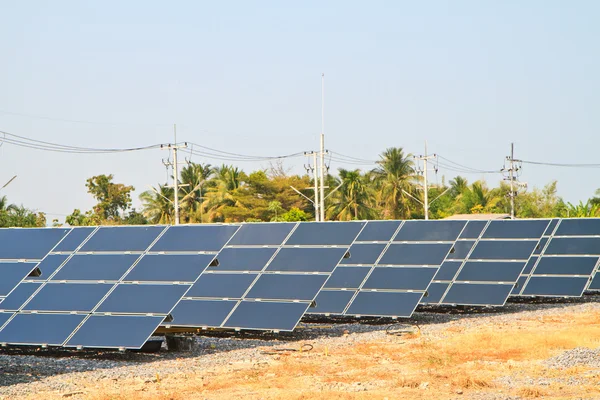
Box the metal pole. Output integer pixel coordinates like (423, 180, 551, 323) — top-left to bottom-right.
(313, 152, 320, 221)
(320, 73, 325, 222)
(509, 142, 515, 219)
(173, 124, 180, 225)
(423, 142, 429, 220)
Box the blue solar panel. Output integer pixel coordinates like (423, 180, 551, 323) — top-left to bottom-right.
(81, 226, 165, 252)
(379, 243, 453, 265)
(555, 219, 600, 236)
(442, 283, 514, 306)
(150, 225, 239, 252)
(324, 267, 371, 289)
(186, 273, 257, 298)
(393, 220, 466, 242)
(213, 248, 277, 271)
(458, 221, 487, 239)
(356, 221, 402, 242)
(469, 241, 537, 260)
(482, 220, 549, 239)
(422, 282, 449, 304)
(346, 291, 423, 317)
(0, 313, 86, 346)
(66, 315, 166, 349)
(169, 299, 237, 327)
(245, 274, 328, 301)
(362, 267, 437, 291)
(455, 261, 525, 282)
(23, 283, 113, 312)
(344, 244, 387, 265)
(311, 290, 355, 314)
(522, 276, 589, 297)
(0, 228, 70, 259)
(28, 254, 69, 281)
(96, 284, 189, 314)
(545, 238, 600, 255)
(266, 248, 348, 273)
(227, 223, 295, 245)
(0, 282, 42, 311)
(52, 254, 139, 281)
(285, 222, 365, 246)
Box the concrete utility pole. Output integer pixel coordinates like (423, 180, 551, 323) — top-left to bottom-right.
(503, 142, 521, 220)
(300, 151, 320, 221)
(414, 142, 437, 220)
(161, 124, 187, 225)
(319, 73, 326, 222)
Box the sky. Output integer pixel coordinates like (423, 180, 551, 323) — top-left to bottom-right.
(0, 1, 598, 222)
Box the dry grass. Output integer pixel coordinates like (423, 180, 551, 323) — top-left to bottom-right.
(16, 309, 600, 400)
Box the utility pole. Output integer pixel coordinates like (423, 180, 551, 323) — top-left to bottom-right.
(503, 142, 522, 219)
(301, 151, 320, 221)
(414, 142, 437, 220)
(160, 124, 187, 225)
(319, 73, 326, 222)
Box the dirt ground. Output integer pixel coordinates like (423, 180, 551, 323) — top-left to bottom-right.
(13, 303, 600, 400)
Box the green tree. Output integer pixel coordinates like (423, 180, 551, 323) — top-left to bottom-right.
(371, 147, 417, 219)
(268, 200, 284, 221)
(281, 207, 309, 221)
(139, 185, 174, 224)
(326, 168, 378, 220)
(85, 174, 134, 221)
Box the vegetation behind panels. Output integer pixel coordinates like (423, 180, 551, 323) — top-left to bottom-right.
(2, 147, 600, 228)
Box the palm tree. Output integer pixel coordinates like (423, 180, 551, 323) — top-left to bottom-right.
(326, 168, 378, 220)
(449, 176, 468, 198)
(201, 165, 245, 222)
(139, 185, 174, 224)
(179, 162, 213, 223)
(455, 181, 502, 214)
(371, 147, 417, 219)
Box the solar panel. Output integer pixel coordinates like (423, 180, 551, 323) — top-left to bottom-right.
(458, 221, 487, 239)
(0, 228, 71, 260)
(481, 220, 549, 239)
(23, 283, 113, 312)
(95, 284, 190, 314)
(345, 244, 387, 265)
(0, 262, 40, 296)
(52, 254, 139, 281)
(356, 221, 402, 242)
(346, 292, 424, 317)
(312, 291, 356, 314)
(81, 226, 165, 252)
(361, 268, 436, 290)
(518, 219, 600, 297)
(285, 222, 365, 246)
(27, 254, 69, 281)
(124, 254, 215, 282)
(150, 225, 240, 252)
(53, 227, 96, 252)
(170, 221, 363, 331)
(221, 301, 311, 331)
(65, 315, 167, 349)
(393, 220, 466, 242)
(0, 313, 86, 346)
(0, 282, 42, 311)
(379, 243, 454, 265)
(324, 267, 371, 289)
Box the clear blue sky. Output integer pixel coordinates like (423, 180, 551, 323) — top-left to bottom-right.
(0, 1, 598, 221)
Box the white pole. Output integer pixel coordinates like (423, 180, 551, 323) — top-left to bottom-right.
(320, 73, 326, 222)
(173, 124, 180, 225)
(424, 142, 429, 220)
(313, 152, 320, 221)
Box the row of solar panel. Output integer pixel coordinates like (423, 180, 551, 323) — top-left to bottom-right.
(0, 218, 599, 350)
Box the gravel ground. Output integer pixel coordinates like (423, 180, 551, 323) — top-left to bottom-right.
(1, 294, 600, 399)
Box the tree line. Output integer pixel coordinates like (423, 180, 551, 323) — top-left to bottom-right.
(2, 147, 599, 228)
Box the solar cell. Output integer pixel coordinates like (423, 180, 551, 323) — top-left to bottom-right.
(266, 247, 348, 273)
(362, 267, 437, 291)
(81, 226, 165, 252)
(447, 241, 475, 260)
(0, 228, 70, 259)
(212, 248, 277, 271)
(226, 223, 295, 246)
(346, 291, 423, 317)
(442, 283, 514, 306)
(554, 219, 600, 236)
(533, 238, 548, 255)
(96, 284, 189, 314)
(379, 243, 453, 265)
(533, 257, 598, 275)
(324, 267, 371, 289)
(522, 256, 538, 274)
(393, 220, 466, 242)
(0, 263, 39, 296)
(433, 261, 462, 281)
(522, 276, 589, 297)
(544, 238, 600, 255)
(124, 254, 214, 282)
(344, 244, 386, 265)
(169, 299, 237, 327)
(245, 274, 328, 301)
(150, 225, 239, 252)
(66, 315, 166, 349)
(285, 221, 365, 246)
(0, 313, 86, 346)
(482, 220, 549, 239)
(356, 221, 402, 242)
(422, 282, 449, 304)
(311, 290, 355, 314)
(28, 254, 69, 281)
(223, 301, 311, 331)
(0, 282, 42, 311)
(587, 274, 600, 290)
(53, 227, 95, 252)
(458, 221, 488, 239)
(23, 283, 113, 312)
(52, 254, 139, 281)
(455, 261, 526, 282)
(469, 241, 537, 260)
(186, 273, 257, 298)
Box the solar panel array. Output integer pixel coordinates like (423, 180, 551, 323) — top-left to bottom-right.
(0, 218, 598, 350)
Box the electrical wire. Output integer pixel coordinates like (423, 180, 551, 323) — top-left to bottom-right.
(520, 159, 600, 168)
(0, 131, 162, 154)
(437, 155, 501, 174)
(183, 147, 305, 163)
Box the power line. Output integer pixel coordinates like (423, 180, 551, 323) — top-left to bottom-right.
(520, 159, 600, 168)
(0, 131, 162, 154)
